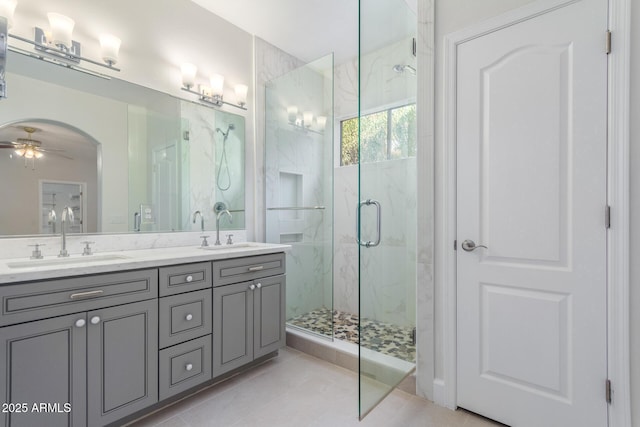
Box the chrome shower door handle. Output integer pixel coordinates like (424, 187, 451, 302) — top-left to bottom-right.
(356, 199, 381, 248)
(461, 239, 488, 252)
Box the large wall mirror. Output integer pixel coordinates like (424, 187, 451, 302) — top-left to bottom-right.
(0, 51, 245, 237)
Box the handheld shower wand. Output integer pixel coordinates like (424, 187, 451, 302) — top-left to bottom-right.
(215, 123, 235, 191)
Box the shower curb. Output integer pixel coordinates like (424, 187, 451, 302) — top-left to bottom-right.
(286, 328, 417, 396)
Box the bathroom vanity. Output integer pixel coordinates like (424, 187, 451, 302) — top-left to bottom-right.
(0, 243, 287, 427)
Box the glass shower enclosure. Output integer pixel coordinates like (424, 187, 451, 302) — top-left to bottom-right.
(265, 54, 335, 339)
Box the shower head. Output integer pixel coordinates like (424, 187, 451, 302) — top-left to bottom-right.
(393, 64, 416, 75)
(216, 123, 236, 138)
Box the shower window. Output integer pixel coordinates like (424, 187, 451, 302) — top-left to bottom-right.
(340, 103, 416, 166)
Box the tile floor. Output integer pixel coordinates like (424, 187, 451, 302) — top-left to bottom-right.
(287, 308, 416, 363)
(129, 347, 501, 427)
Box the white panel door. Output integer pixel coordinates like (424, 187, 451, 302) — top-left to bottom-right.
(456, 1, 608, 426)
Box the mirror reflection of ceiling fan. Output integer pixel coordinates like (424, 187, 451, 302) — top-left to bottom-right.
(0, 126, 73, 169)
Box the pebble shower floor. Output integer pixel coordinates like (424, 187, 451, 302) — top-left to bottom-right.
(287, 308, 416, 363)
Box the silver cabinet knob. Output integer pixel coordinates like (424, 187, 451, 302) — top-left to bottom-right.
(256, 282, 262, 289)
(461, 239, 488, 252)
(185, 314, 193, 321)
(90, 316, 101, 325)
(75, 319, 86, 328)
(185, 363, 193, 371)
(186, 275, 193, 282)
(249, 284, 256, 291)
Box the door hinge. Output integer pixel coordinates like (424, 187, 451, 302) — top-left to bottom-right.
(606, 30, 612, 54)
(606, 379, 612, 404)
(454, 240, 457, 251)
(605, 205, 611, 229)
(412, 37, 417, 57)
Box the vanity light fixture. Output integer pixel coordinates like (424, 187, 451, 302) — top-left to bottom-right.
(0, 0, 16, 29)
(47, 12, 74, 48)
(235, 84, 248, 107)
(181, 63, 198, 89)
(4, 9, 121, 79)
(99, 34, 121, 66)
(287, 106, 324, 135)
(316, 116, 327, 129)
(180, 65, 248, 111)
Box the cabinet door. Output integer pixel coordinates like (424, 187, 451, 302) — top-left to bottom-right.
(0, 313, 86, 427)
(254, 275, 286, 359)
(213, 281, 254, 377)
(87, 299, 158, 426)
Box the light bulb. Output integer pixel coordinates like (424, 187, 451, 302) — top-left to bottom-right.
(47, 12, 75, 48)
(99, 34, 121, 65)
(24, 148, 35, 159)
(303, 111, 313, 127)
(181, 63, 197, 89)
(316, 116, 327, 129)
(210, 74, 224, 98)
(35, 151, 43, 159)
(235, 84, 248, 107)
(14, 148, 25, 157)
(287, 106, 298, 123)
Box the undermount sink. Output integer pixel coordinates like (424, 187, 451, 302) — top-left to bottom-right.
(7, 254, 131, 269)
(199, 242, 257, 250)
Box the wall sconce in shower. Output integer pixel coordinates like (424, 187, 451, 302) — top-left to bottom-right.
(287, 106, 326, 135)
(2, 4, 121, 79)
(180, 63, 248, 111)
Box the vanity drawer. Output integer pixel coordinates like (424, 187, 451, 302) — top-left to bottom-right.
(212, 253, 285, 286)
(159, 335, 212, 400)
(159, 289, 212, 348)
(159, 262, 211, 296)
(0, 269, 158, 326)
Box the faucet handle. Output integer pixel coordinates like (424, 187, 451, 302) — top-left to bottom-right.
(28, 243, 45, 259)
(200, 235, 210, 247)
(226, 234, 234, 245)
(81, 241, 95, 256)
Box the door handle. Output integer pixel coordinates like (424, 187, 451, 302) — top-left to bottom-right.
(461, 240, 488, 252)
(356, 199, 381, 248)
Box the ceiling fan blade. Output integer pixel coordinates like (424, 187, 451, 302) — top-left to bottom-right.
(0, 141, 20, 146)
(44, 151, 74, 160)
(38, 147, 67, 152)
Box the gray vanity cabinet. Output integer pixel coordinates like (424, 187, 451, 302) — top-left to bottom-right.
(0, 269, 158, 427)
(0, 313, 86, 427)
(87, 299, 158, 426)
(212, 263, 286, 378)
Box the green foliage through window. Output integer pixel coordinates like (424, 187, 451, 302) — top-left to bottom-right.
(340, 104, 416, 166)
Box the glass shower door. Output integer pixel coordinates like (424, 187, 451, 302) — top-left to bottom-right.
(358, 0, 417, 419)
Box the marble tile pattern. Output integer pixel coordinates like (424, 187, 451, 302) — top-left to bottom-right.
(333, 159, 418, 329)
(264, 56, 334, 320)
(415, 0, 436, 400)
(287, 309, 416, 363)
(254, 37, 305, 242)
(127, 347, 502, 427)
(180, 103, 245, 232)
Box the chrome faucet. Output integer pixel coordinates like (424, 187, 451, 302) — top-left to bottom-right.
(215, 209, 232, 246)
(192, 210, 204, 232)
(58, 206, 74, 257)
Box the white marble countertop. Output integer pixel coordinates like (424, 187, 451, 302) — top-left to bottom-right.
(0, 243, 290, 284)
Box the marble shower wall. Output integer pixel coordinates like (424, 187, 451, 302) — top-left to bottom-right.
(264, 56, 334, 320)
(180, 102, 246, 232)
(333, 159, 417, 328)
(332, 35, 418, 328)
